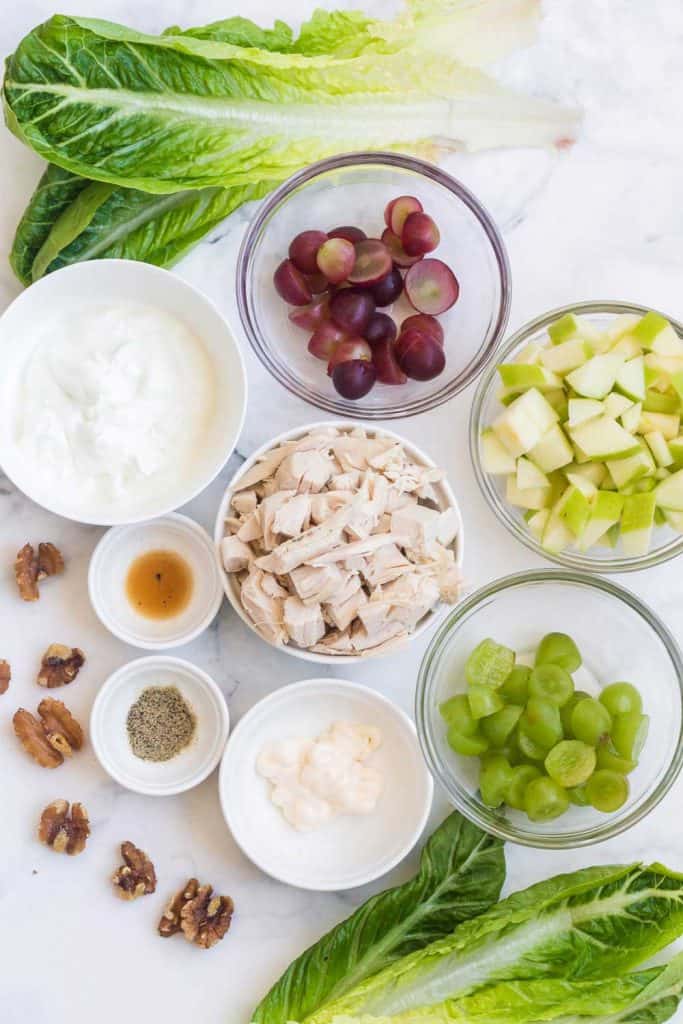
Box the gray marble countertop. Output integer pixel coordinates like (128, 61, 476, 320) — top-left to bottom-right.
(2, 2, 683, 1022)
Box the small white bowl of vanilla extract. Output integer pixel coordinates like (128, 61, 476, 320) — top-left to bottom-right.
(88, 513, 224, 649)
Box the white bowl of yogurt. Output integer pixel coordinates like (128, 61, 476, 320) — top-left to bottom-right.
(0, 260, 247, 525)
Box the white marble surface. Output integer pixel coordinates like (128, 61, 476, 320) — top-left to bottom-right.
(2, 1, 683, 1021)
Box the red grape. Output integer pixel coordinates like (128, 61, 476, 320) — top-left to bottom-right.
(288, 230, 328, 274)
(328, 338, 372, 375)
(316, 237, 355, 284)
(329, 289, 375, 334)
(364, 313, 397, 347)
(405, 259, 459, 315)
(274, 259, 312, 306)
(372, 339, 407, 385)
(401, 212, 440, 256)
(289, 295, 330, 331)
(401, 313, 444, 345)
(386, 195, 423, 237)
(395, 328, 446, 380)
(371, 266, 403, 306)
(308, 322, 347, 361)
(332, 359, 376, 400)
(381, 228, 423, 268)
(348, 239, 393, 285)
(328, 225, 367, 244)
(305, 271, 329, 294)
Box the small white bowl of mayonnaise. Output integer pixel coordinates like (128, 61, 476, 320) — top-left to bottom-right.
(0, 260, 247, 525)
(219, 678, 433, 891)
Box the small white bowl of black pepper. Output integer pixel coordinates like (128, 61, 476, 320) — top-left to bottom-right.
(90, 656, 230, 796)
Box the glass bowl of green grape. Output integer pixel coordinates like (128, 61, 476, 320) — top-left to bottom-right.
(416, 569, 683, 847)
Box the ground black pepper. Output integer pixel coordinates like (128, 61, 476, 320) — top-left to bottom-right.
(126, 685, 196, 762)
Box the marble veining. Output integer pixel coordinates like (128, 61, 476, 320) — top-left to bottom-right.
(2, 1, 683, 1022)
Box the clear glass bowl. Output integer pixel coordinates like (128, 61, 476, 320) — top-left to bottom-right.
(416, 570, 683, 848)
(236, 152, 510, 419)
(469, 301, 683, 571)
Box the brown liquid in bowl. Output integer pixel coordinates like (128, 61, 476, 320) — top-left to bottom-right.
(126, 550, 193, 620)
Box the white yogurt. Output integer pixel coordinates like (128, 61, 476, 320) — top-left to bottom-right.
(12, 302, 214, 508)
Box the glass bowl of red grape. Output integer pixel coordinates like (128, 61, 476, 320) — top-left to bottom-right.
(236, 153, 511, 418)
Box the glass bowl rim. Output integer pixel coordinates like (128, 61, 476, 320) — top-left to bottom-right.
(415, 568, 683, 848)
(469, 299, 683, 572)
(236, 151, 511, 420)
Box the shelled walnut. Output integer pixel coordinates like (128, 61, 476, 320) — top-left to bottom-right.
(14, 542, 64, 601)
(0, 660, 10, 695)
(112, 842, 156, 900)
(37, 644, 85, 688)
(38, 800, 89, 855)
(158, 878, 234, 948)
(13, 699, 84, 768)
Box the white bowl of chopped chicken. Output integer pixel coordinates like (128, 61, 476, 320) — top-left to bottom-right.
(214, 422, 463, 662)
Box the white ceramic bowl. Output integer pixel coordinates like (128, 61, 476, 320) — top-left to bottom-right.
(0, 260, 247, 525)
(90, 656, 230, 796)
(88, 513, 224, 650)
(219, 678, 433, 890)
(214, 420, 464, 664)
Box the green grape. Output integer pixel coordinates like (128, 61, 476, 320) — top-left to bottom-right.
(571, 698, 612, 746)
(520, 698, 563, 751)
(524, 775, 570, 822)
(517, 726, 547, 761)
(544, 740, 596, 787)
(481, 705, 523, 748)
(560, 690, 591, 736)
(505, 765, 541, 810)
(529, 664, 574, 707)
(465, 638, 515, 690)
(586, 769, 629, 812)
(440, 694, 477, 736)
(447, 725, 489, 756)
(599, 682, 643, 717)
(568, 784, 590, 806)
(611, 711, 649, 760)
(535, 632, 582, 673)
(501, 665, 531, 703)
(468, 685, 504, 720)
(479, 754, 514, 808)
(596, 737, 637, 774)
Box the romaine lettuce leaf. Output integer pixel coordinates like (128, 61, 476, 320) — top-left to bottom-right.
(252, 812, 504, 1024)
(308, 864, 683, 1023)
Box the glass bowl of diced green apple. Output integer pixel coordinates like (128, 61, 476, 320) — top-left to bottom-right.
(416, 570, 683, 848)
(469, 301, 683, 571)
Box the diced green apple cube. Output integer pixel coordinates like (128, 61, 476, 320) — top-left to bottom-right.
(559, 486, 591, 537)
(544, 388, 569, 420)
(528, 423, 573, 473)
(498, 364, 562, 392)
(492, 388, 558, 457)
(668, 436, 683, 467)
(565, 471, 598, 499)
(564, 461, 608, 487)
(620, 492, 656, 555)
(642, 390, 680, 414)
(505, 475, 551, 510)
(566, 354, 624, 399)
(638, 410, 680, 440)
(621, 402, 642, 434)
(517, 457, 550, 490)
(541, 490, 575, 554)
(567, 398, 603, 427)
(655, 467, 683, 510)
(568, 416, 641, 461)
(609, 335, 643, 359)
(548, 313, 581, 344)
(644, 431, 674, 468)
(540, 339, 591, 375)
(527, 508, 550, 541)
(481, 429, 517, 474)
(604, 313, 641, 344)
(514, 341, 545, 364)
(632, 311, 681, 352)
(605, 445, 655, 489)
(603, 392, 633, 419)
(614, 356, 646, 402)
(578, 491, 624, 551)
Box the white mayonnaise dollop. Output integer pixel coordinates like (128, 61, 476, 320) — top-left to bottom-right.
(13, 303, 214, 507)
(256, 721, 384, 831)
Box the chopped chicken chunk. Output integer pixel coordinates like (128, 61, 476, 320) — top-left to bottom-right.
(221, 536, 253, 573)
(284, 596, 326, 647)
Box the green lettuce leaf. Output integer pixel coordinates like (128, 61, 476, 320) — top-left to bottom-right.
(252, 812, 505, 1024)
(307, 864, 683, 1023)
(3, 12, 579, 194)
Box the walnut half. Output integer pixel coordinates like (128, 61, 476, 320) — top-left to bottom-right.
(13, 700, 84, 768)
(112, 842, 157, 900)
(158, 879, 234, 948)
(0, 660, 10, 695)
(39, 800, 90, 855)
(14, 542, 64, 601)
(37, 644, 85, 688)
